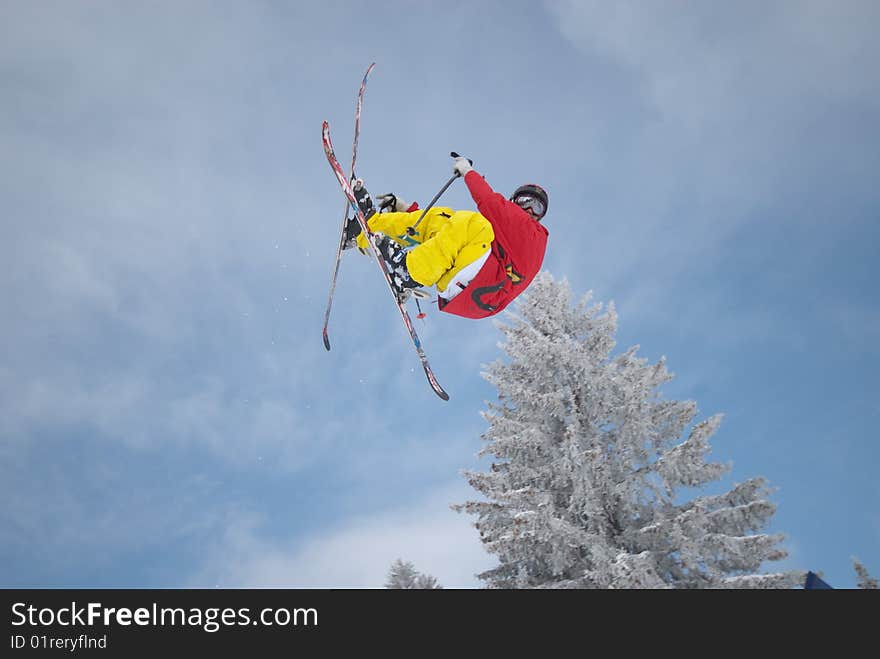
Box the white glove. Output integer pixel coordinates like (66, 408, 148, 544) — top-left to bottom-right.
(377, 193, 411, 213)
(452, 154, 473, 177)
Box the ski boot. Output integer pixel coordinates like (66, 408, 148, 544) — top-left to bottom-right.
(340, 178, 372, 252)
(351, 177, 377, 218)
(341, 215, 362, 251)
(342, 177, 379, 254)
(372, 232, 430, 303)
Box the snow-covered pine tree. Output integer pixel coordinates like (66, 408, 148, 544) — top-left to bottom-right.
(853, 559, 878, 589)
(455, 272, 803, 589)
(385, 559, 442, 589)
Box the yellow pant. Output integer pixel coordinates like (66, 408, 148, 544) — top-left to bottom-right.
(356, 207, 494, 292)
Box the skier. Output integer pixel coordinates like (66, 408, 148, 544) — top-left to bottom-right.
(343, 155, 549, 319)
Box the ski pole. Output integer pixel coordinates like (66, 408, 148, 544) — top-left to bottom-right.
(406, 152, 472, 236)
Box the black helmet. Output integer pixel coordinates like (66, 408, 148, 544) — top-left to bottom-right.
(510, 183, 548, 220)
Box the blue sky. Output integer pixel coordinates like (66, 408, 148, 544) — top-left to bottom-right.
(1, 1, 877, 588)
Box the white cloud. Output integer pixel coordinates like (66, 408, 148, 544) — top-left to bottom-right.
(546, 0, 880, 121)
(191, 481, 494, 588)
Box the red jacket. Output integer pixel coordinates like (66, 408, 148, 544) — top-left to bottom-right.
(439, 170, 549, 319)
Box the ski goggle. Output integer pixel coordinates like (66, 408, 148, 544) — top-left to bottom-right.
(513, 194, 546, 217)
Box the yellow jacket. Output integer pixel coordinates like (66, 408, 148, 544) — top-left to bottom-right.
(356, 207, 494, 292)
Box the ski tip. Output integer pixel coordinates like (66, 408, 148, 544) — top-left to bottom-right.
(426, 371, 450, 400)
(322, 330, 331, 351)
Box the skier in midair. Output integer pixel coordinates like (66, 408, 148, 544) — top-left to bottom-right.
(343, 155, 549, 319)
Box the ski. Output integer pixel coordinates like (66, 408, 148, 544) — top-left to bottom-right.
(322, 62, 376, 352)
(322, 120, 450, 401)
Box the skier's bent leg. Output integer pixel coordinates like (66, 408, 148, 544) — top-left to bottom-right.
(405, 215, 493, 289)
